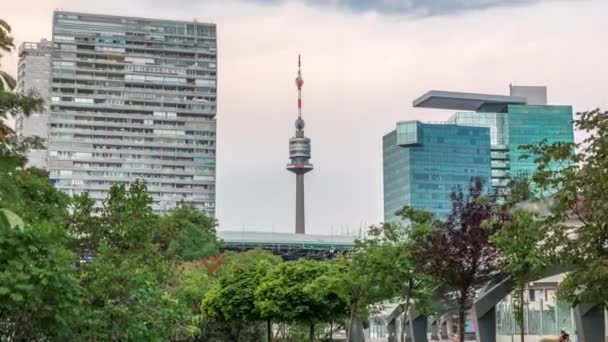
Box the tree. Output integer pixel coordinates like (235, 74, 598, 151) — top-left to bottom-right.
(388, 207, 439, 342)
(506, 177, 536, 206)
(201, 249, 281, 342)
(0, 221, 82, 341)
(255, 259, 347, 342)
(80, 245, 193, 341)
(100, 180, 159, 252)
(491, 209, 549, 342)
(157, 203, 220, 261)
(325, 250, 390, 341)
(522, 108, 608, 307)
(12, 167, 70, 225)
(413, 178, 508, 342)
(0, 19, 16, 90)
(305, 260, 352, 341)
(70, 181, 195, 341)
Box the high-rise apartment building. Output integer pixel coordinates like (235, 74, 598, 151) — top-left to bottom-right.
(16, 39, 53, 169)
(414, 85, 573, 197)
(48, 11, 218, 214)
(383, 121, 491, 221)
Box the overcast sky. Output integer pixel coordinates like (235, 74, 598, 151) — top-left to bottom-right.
(3, 0, 608, 235)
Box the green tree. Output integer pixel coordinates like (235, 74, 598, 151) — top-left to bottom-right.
(80, 245, 193, 341)
(521, 108, 608, 307)
(0, 19, 15, 90)
(157, 203, 220, 261)
(70, 182, 195, 341)
(100, 180, 159, 251)
(201, 249, 281, 342)
(255, 259, 347, 342)
(175, 261, 215, 314)
(491, 209, 549, 342)
(386, 207, 438, 342)
(13, 167, 70, 224)
(506, 177, 536, 206)
(0, 221, 82, 341)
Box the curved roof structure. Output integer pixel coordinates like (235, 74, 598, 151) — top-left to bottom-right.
(218, 230, 357, 260)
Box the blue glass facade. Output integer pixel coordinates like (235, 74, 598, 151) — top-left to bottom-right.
(383, 121, 492, 221)
(507, 105, 574, 179)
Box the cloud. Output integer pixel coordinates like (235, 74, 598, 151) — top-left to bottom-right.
(247, 0, 567, 16)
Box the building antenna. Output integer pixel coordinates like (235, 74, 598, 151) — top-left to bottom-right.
(296, 54, 303, 120)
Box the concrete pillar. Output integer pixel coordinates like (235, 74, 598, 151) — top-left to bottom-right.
(473, 306, 496, 342)
(574, 304, 605, 342)
(295, 173, 305, 234)
(388, 317, 397, 342)
(408, 310, 429, 342)
(440, 315, 449, 339)
(348, 318, 366, 342)
(430, 316, 440, 340)
(446, 314, 454, 336)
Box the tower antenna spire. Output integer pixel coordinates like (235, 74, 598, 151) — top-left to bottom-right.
(296, 54, 304, 120)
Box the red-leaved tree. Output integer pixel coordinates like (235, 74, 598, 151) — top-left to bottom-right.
(413, 177, 508, 342)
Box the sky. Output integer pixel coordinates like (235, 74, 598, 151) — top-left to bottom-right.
(3, 0, 608, 235)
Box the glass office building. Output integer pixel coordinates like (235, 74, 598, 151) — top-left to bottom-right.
(412, 86, 573, 200)
(383, 121, 491, 221)
(48, 11, 217, 214)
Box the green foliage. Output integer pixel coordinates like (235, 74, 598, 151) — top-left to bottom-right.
(100, 180, 158, 251)
(158, 203, 220, 261)
(0, 19, 15, 91)
(492, 209, 549, 339)
(200, 249, 280, 341)
(521, 109, 608, 307)
(0, 221, 82, 340)
(506, 177, 537, 206)
(13, 167, 70, 224)
(79, 245, 193, 341)
(175, 261, 214, 313)
(203, 250, 279, 322)
(255, 258, 348, 340)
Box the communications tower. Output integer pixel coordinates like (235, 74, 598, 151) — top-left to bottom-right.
(286, 55, 313, 234)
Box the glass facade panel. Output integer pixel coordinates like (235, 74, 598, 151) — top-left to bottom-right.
(449, 111, 510, 197)
(507, 105, 574, 179)
(396, 121, 419, 146)
(383, 122, 491, 221)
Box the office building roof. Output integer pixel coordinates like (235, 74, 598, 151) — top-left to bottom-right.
(413, 90, 527, 112)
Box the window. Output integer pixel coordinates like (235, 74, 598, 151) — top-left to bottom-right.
(528, 289, 535, 302)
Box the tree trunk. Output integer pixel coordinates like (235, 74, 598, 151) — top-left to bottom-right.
(458, 306, 466, 342)
(519, 286, 525, 342)
(400, 297, 411, 342)
(329, 321, 334, 341)
(310, 323, 315, 342)
(267, 319, 272, 342)
(347, 290, 360, 341)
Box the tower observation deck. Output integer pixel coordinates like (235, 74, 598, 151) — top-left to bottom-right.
(287, 55, 313, 234)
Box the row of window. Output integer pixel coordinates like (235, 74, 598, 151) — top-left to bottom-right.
(54, 169, 215, 182)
